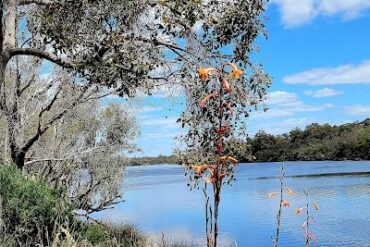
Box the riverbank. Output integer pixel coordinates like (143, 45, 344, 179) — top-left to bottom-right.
(126, 158, 369, 166)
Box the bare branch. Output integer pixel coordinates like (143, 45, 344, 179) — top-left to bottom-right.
(21, 91, 84, 154)
(24, 157, 70, 166)
(18, 74, 35, 96)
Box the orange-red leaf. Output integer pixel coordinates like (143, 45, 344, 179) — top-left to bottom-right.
(312, 201, 320, 211)
(199, 93, 219, 109)
(267, 192, 278, 199)
(191, 164, 211, 175)
(281, 199, 290, 207)
(197, 67, 209, 81)
(285, 187, 294, 195)
(222, 79, 231, 93)
(296, 207, 305, 215)
(229, 68, 244, 79)
(219, 156, 238, 164)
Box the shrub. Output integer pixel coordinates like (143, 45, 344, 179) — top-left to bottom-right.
(78, 223, 107, 245)
(0, 163, 72, 246)
(76, 223, 148, 246)
(0, 163, 189, 247)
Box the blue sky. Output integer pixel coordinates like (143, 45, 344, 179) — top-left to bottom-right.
(113, 1, 370, 157)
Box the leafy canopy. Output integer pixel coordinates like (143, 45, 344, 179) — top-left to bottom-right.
(20, 0, 269, 95)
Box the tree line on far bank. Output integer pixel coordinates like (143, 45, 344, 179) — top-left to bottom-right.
(234, 118, 370, 162)
(130, 119, 370, 165)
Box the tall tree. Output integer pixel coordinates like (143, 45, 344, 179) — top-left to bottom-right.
(1, 0, 270, 169)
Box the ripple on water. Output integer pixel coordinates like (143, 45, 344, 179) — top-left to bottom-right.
(96, 161, 370, 247)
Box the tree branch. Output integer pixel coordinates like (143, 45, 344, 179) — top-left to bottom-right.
(9, 48, 73, 69)
(18, 74, 35, 96)
(21, 93, 82, 154)
(24, 157, 70, 166)
(20, 81, 93, 154)
(18, 0, 53, 6)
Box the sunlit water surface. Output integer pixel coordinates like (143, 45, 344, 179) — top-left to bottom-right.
(95, 161, 370, 247)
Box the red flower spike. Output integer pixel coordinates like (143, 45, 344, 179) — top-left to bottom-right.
(217, 127, 227, 135)
(215, 144, 223, 153)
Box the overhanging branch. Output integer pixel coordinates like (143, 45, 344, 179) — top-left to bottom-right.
(9, 48, 73, 69)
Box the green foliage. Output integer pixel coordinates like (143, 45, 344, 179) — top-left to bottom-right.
(230, 119, 370, 162)
(78, 224, 107, 245)
(74, 223, 149, 247)
(24, 0, 270, 97)
(0, 163, 72, 246)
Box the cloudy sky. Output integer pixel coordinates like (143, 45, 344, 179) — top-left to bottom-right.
(111, 1, 370, 157)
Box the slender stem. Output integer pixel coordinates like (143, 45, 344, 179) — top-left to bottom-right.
(213, 183, 221, 247)
(305, 191, 310, 247)
(274, 165, 284, 247)
(204, 183, 211, 246)
(212, 73, 226, 247)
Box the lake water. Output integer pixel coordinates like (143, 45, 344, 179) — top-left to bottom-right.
(95, 161, 370, 247)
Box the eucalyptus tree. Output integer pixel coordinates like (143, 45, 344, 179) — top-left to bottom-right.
(0, 0, 271, 169)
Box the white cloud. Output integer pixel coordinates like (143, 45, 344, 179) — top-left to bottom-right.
(283, 60, 370, 85)
(271, 0, 317, 28)
(343, 105, 370, 116)
(251, 91, 334, 119)
(141, 117, 179, 127)
(135, 116, 182, 156)
(271, 0, 370, 28)
(150, 85, 184, 98)
(138, 106, 163, 113)
(250, 117, 314, 135)
(304, 88, 343, 98)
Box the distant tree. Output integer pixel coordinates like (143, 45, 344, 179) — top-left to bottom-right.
(232, 119, 370, 162)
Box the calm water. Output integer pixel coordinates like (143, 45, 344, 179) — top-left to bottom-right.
(96, 161, 370, 247)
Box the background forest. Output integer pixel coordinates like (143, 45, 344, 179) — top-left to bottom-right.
(129, 119, 370, 165)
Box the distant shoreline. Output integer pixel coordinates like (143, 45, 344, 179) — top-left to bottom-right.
(127, 159, 370, 166)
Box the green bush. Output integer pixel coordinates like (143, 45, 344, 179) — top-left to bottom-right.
(78, 223, 107, 245)
(0, 163, 72, 246)
(76, 223, 148, 246)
